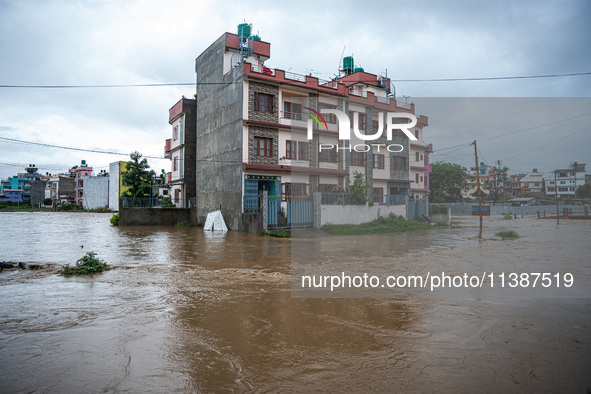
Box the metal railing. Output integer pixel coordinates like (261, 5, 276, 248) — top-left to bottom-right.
(281, 111, 303, 120)
(375, 96, 390, 104)
(122, 197, 196, 208)
(250, 64, 275, 76)
(284, 71, 306, 82)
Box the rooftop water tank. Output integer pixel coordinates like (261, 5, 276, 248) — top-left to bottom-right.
(238, 23, 251, 38)
(343, 56, 354, 74)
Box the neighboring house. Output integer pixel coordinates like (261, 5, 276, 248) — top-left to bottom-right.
(507, 170, 543, 197)
(545, 162, 587, 198)
(165, 97, 197, 207)
(0, 189, 23, 202)
(78, 174, 109, 209)
(1, 164, 42, 202)
(74, 160, 93, 207)
(464, 163, 491, 199)
(48, 175, 75, 206)
(409, 141, 432, 200)
(108, 161, 129, 211)
(194, 25, 429, 230)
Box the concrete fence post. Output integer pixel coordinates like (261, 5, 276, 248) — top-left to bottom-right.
(313, 192, 321, 229)
(261, 190, 268, 231)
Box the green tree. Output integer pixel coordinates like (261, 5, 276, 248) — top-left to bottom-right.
(430, 162, 468, 203)
(575, 183, 591, 199)
(348, 171, 372, 205)
(122, 152, 156, 198)
(484, 160, 510, 205)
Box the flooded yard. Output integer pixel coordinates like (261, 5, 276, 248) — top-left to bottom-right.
(0, 212, 589, 392)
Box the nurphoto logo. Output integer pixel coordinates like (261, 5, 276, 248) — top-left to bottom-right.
(305, 108, 418, 153)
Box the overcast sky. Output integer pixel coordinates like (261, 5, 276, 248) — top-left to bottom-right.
(1, 0, 590, 180)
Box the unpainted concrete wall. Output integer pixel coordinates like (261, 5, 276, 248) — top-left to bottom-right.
(119, 207, 194, 226)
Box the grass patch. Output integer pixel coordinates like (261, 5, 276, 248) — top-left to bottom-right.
(322, 214, 443, 236)
(503, 213, 513, 220)
(59, 252, 108, 276)
(175, 221, 190, 227)
(496, 230, 520, 240)
(260, 229, 292, 238)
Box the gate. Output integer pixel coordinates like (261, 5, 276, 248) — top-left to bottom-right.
(267, 195, 314, 229)
(408, 199, 427, 220)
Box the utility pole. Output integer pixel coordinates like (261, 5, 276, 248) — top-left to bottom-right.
(554, 171, 559, 225)
(473, 140, 483, 239)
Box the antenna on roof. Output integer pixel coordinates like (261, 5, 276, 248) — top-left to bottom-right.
(337, 46, 346, 77)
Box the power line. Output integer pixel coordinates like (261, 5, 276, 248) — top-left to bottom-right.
(1, 71, 589, 89)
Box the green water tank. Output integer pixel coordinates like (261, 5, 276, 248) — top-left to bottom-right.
(238, 23, 251, 38)
(343, 56, 354, 73)
(250, 35, 261, 41)
(354, 66, 364, 73)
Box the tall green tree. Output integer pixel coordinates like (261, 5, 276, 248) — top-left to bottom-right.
(484, 160, 510, 205)
(122, 152, 156, 198)
(430, 162, 468, 202)
(575, 183, 591, 199)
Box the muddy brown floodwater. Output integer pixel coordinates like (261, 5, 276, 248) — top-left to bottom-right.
(0, 212, 589, 392)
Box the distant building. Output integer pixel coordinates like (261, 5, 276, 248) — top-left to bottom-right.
(79, 175, 109, 209)
(545, 162, 587, 198)
(108, 161, 129, 211)
(0, 189, 23, 202)
(48, 175, 75, 206)
(74, 160, 93, 207)
(165, 97, 197, 207)
(464, 163, 491, 199)
(507, 170, 543, 197)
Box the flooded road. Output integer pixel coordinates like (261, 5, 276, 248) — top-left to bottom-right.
(0, 212, 589, 392)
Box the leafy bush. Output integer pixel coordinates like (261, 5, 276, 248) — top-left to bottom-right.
(42, 198, 52, 205)
(503, 213, 513, 220)
(496, 230, 519, 240)
(90, 207, 111, 213)
(58, 203, 78, 211)
(59, 252, 108, 276)
(430, 204, 449, 215)
(110, 214, 119, 226)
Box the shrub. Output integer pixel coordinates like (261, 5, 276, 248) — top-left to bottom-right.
(59, 252, 108, 276)
(175, 221, 190, 227)
(503, 213, 513, 220)
(90, 207, 111, 213)
(496, 230, 519, 240)
(42, 198, 52, 205)
(110, 214, 119, 226)
(58, 203, 78, 211)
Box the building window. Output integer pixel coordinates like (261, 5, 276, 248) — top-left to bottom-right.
(392, 156, 408, 171)
(173, 125, 179, 141)
(414, 130, 419, 139)
(174, 189, 180, 203)
(253, 137, 273, 157)
(286, 140, 297, 159)
(349, 112, 366, 130)
(284, 102, 302, 120)
(558, 187, 568, 192)
(560, 181, 566, 185)
(319, 146, 337, 163)
(420, 175, 424, 182)
(373, 154, 385, 169)
(351, 151, 366, 166)
(282, 183, 307, 196)
(547, 187, 554, 192)
(173, 157, 178, 171)
(254, 92, 275, 113)
(415, 173, 419, 183)
(372, 187, 384, 203)
(415, 152, 420, 162)
(318, 103, 337, 124)
(298, 141, 309, 161)
(420, 154, 423, 161)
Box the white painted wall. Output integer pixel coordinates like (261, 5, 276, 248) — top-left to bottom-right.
(321, 204, 406, 226)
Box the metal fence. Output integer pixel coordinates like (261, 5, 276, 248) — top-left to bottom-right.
(121, 197, 196, 208)
(320, 192, 404, 206)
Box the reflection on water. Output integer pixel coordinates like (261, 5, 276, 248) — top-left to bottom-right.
(0, 212, 589, 392)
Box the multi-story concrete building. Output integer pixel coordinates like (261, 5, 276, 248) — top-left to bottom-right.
(409, 140, 432, 200)
(108, 161, 129, 211)
(506, 170, 543, 197)
(545, 162, 586, 198)
(79, 173, 109, 210)
(165, 97, 197, 207)
(74, 160, 93, 207)
(193, 26, 429, 230)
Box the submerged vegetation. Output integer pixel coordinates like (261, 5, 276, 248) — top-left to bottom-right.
(496, 230, 520, 240)
(110, 214, 119, 226)
(260, 229, 291, 238)
(322, 214, 443, 236)
(59, 252, 108, 276)
(503, 213, 513, 220)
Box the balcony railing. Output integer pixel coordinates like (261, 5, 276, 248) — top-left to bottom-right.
(284, 71, 306, 82)
(251, 64, 275, 76)
(281, 111, 303, 121)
